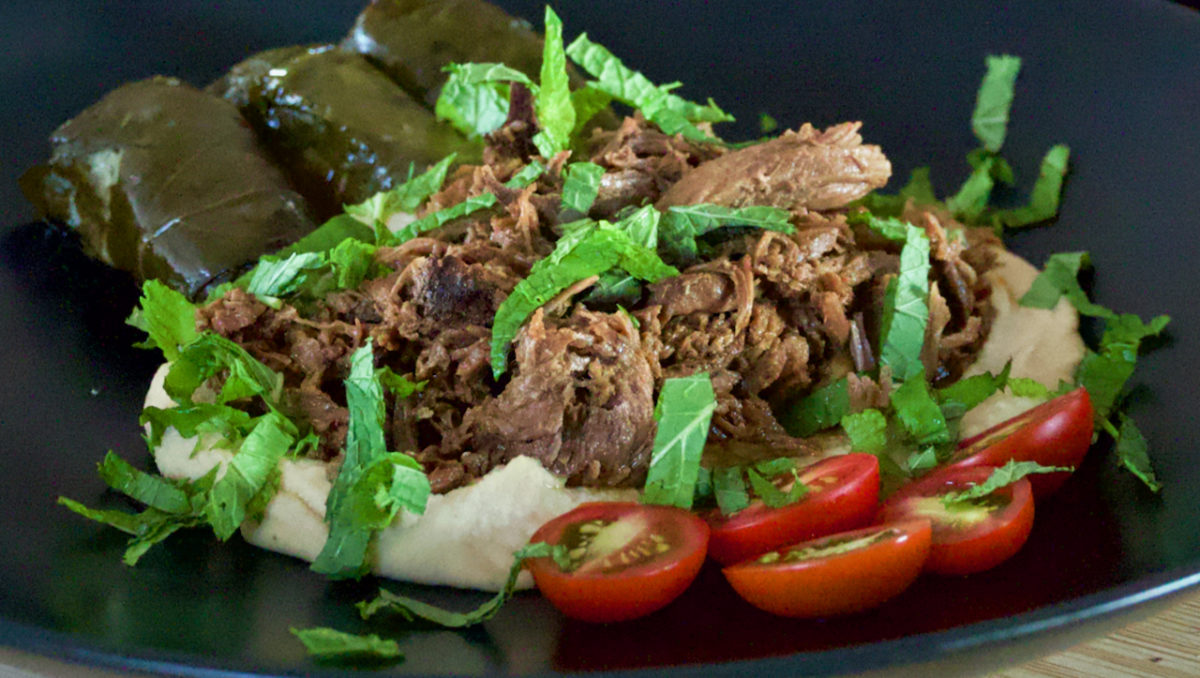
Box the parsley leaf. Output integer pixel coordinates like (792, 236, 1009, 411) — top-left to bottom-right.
(641, 373, 717, 509)
(879, 223, 931, 383)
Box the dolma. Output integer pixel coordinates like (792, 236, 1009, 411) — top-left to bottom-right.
(343, 0, 549, 108)
(244, 46, 479, 218)
(20, 77, 316, 298)
(205, 44, 312, 110)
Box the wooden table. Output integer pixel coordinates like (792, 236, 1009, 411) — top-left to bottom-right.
(2, 592, 1199, 676)
(995, 590, 1200, 678)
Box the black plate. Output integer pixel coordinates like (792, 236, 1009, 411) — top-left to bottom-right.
(3, 1, 1200, 676)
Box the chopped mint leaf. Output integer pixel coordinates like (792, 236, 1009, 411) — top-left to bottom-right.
(660, 203, 793, 263)
(569, 84, 614, 149)
(746, 466, 807, 509)
(840, 408, 888, 456)
(313, 342, 430, 578)
(139, 403, 254, 449)
(58, 464, 217, 566)
(938, 363, 1012, 414)
(759, 113, 779, 134)
(642, 373, 717, 510)
(328, 238, 379, 290)
(713, 466, 750, 515)
(941, 460, 1069, 506)
(782, 378, 850, 437)
(245, 251, 326, 299)
(96, 451, 190, 514)
(854, 166, 938, 217)
(346, 154, 457, 227)
(504, 160, 546, 189)
(207, 412, 294, 540)
(1077, 313, 1170, 420)
(1007, 377, 1052, 399)
(906, 447, 940, 474)
(946, 154, 996, 222)
(290, 627, 402, 661)
(1018, 251, 1111, 317)
(532, 7, 574, 158)
(990, 144, 1071, 229)
(878, 223, 931, 383)
(971, 55, 1022, 153)
(435, 63, 524, 139)
(376, 366, 424, 400)
(256, 214, 374, 271)
(565, 33, 731, 142)
(1112, 414, 1162, 492)
(164, 333, 283, 407)
(490, 227, 676, 378)
(890, 372, 951, 446)
(131, 280, 198, 362)
(357, 542, 562, 628)
(846, 211, 909, 242)
(389, 192, 498, 245)
(560, 161, 606, 213)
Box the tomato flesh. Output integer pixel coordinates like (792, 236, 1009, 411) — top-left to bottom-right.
(706, 453, 881, 565)
(525, 502, 709, 623)
(722, 520, 931, 618)
(947, 387, 1094, 496)
(881, 466, 1034, 575)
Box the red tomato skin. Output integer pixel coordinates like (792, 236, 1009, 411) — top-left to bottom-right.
(706, 454, 881, 566)
(881, 466, 1035, 576)
(947, 387, 1094, 497)
(525, 502, 710, 623)
(722, 520, 932, 618)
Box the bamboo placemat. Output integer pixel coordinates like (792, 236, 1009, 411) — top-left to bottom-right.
(995, 590, 1200, 678)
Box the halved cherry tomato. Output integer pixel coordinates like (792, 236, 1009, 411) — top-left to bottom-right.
(524, 502, 709, 623)
(722, 520, 931, 618)
(946, 387, 1094, 497)
(705, 453, 881, 565)
(880, 466, 1034, 575)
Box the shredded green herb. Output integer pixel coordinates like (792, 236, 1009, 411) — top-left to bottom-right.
(641, 373, 717, 509)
